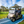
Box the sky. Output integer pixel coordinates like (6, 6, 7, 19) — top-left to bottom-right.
(0, 0, 24, 8)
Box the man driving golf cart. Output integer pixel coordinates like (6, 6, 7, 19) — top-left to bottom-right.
(7, 4, 22, 22)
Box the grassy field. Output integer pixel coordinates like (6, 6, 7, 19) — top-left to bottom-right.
(0, 12, 9, 19)
(18, 20, 24, 24)
(21, 11, 24, 14)
(0, 11, 24, 19)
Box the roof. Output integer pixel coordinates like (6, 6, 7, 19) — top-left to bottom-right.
(10, 4, 21, 8)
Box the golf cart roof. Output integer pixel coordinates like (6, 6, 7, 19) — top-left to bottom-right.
(10, 4, 21, 8)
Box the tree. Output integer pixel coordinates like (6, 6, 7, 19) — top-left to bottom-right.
(21, 8, 24, 11)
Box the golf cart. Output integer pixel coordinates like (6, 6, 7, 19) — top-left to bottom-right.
(7, 4, 22, 22)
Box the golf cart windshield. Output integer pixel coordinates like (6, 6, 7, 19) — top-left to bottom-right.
(9, 8, 15, 14)
(9, 10, 15, 14)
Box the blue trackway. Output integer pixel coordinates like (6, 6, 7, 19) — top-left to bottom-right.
(0, 15, 24, 24)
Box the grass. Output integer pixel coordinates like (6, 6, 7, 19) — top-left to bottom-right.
(18, 20, 24, 24)
(21, 11, 24, 14)
(0, 12, 8, 14)
(0, 12, 9, 19)
(0, 11, 24, 19)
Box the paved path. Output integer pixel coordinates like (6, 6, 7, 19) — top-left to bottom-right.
(0, 15, 24, 24)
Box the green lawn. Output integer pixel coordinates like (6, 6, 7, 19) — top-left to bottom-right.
(0, 11, 24, 19)
(18, 20, 24, 24)
(0, 12, 9, 19)
(0, 12, 8, 14)
(21, 11, 24, 14)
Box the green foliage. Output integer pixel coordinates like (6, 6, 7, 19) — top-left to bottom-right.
(0, 6, 9, 12)
(21, 8, 24, 11)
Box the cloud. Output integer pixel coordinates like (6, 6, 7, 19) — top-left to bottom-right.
(0, 0, 2, 6)
(8, 0, 16, 4)
(8, 0, 24, 8)
(0, 0, 8, 7)
(8, 0, 16, 8)
(0, 0, 24, 8)
(12, 0, 16, 4)
(8, 4, 12, 8)
(17, 0, 24, 8)
(0, 3, 2, 6)
(0, 0, 13, 8)
(8, 0, 12, 4)
(8, 0, 12, 8)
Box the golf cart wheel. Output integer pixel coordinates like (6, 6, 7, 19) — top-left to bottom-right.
(11, 19, 15, 22)
(7, 16, 8, 18)
(21, 15, 22, 18)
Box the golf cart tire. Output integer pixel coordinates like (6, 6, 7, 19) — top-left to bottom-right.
(21, 15, 22, 18)
(11, 18, 15, 22)
(7, 16, 8, 18)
